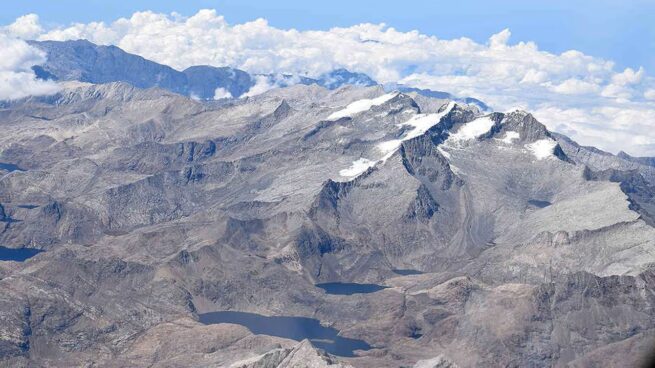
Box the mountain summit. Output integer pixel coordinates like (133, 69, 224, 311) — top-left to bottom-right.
(0, 43, 654, 368)
(29, 40, 489, 108)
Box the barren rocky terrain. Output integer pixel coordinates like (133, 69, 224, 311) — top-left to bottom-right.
(1, 41, 655, 367)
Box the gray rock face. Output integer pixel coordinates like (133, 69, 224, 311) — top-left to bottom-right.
(554, 132, 655, 227)
(30, 40, 191, 93)
(28, 40, 388, 101)
(386, 84, 490, 112)
(231, 340, 355, 368)
(1, 78, 655, 367)
(30, 39, 490, 108)
(30, 39, 254, 100)
(183, 65, 254, 100)
(316, 69, 377, 89)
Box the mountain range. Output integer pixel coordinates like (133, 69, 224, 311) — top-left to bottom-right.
(29, 39, 487, 110)
(0, 39, 654, 367)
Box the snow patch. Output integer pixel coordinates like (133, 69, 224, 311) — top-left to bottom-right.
(449, 164, 463, 176)
(414, 355, 456, 368)
(402, 109, 453, 141)
(339, 158, 376, 178)
(500, 131, 520, 144)
(448, 116, 495, 142)
(525, 138, 557, 160)
(327, 92, 398, 120)
(437, 146, 451, 159)
(376, 101, 456, 161)
(338, 102, 456, 180)
(378, 139, 403, 160)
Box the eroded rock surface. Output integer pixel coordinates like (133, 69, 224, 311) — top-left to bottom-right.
(1, 73, 655, 367)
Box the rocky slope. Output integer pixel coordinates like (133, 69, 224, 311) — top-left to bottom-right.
(28, 40, 378, 100)
(1, 76, 654, 367)
(29, 40, 485, 106)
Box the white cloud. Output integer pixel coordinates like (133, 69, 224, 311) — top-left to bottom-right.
(520, 69, 548, 84)
(213, 87, 233, 99)
(241, 75, 276, 98)
(0, 33, 60, 100)
(1, 9, 654, 155)
(0, 33, 43, 71)
(550, 78, 601, 95)
(645, 89, 655, 101)
(600, 83, 633, 100)
(611, 67, 644, 86)
(3, 14, 43, 39)
(489, 28, 511, 48)
(532, 104, 655, 157)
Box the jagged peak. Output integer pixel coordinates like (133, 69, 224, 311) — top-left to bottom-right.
(230, 339, 354, 367)
(317, 68, 378, 90)
(617, 151, 631, 159)
(616, 150, 655, 167)
(477, 109, 550, 144)
(273, 99, 292, 117)
(438, 103, 478, 131)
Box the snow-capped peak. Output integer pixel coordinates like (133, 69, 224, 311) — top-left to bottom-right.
(447, 115, 495, 143)
(327, 92, 399, 120)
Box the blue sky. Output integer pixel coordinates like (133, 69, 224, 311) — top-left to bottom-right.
(2, 0, 654, 72)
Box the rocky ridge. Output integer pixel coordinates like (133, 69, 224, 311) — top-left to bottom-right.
(0, 63, 654, 367)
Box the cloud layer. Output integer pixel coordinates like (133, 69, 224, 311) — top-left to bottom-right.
(0, 32, 60, 100)
(2, 10, 655, 156)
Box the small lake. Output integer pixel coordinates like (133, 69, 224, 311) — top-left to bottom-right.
(528, 199, 551, 208)
(0, 162, 25, 172)
(16, 205, 39, 209)
(316, 282, 387, 295)
(393, 269, 423, 276)
(198, 311, 371, 357)
(0, 217, 21, 223)
(0, 246, 43, 262)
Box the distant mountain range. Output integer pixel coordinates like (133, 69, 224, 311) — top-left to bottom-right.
(28, 39, 487, 110)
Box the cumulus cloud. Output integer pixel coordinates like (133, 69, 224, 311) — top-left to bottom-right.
(645, 89, 655, 101)
(0, 33, 60, 100)
(612, 67, 644, 86)
(242, 76, 276, 98)
(3, 14, 43, 39)
(531, 105, 655, 157)
(550, 79, 601, 95)
(2, 9, 655, 155)
(213, 87, 233, 100)
(489, 28, 511, 48)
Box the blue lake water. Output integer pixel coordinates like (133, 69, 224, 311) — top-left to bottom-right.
(198, 311, 371, 357)
(316, 282, 387, 295)
(0, 162, 25, 172)
(0, 246, 43, 262)
(16, 205, 39, 209)
(528, 199, 551, 208)
(393, 269, 423, 276)
(0, 217, 21, 223)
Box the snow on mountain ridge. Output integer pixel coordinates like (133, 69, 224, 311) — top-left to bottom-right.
(525, 138, 558, 160)
(446, 116, 496, 142)
(327, 92, 399, 120)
